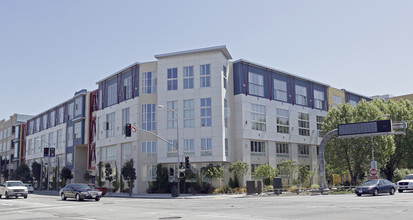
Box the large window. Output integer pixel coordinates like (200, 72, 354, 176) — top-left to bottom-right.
(68, 102, 74, 120)
(27, 139, 33, 155)
(142, 72, 157, 94)
(107, 83, 117, 106)
(333, 95, 342, 107)
(67, 126, 73, 146)
(167, 140, 177, 157)
(167, 68, 178, 90)
(184, 99, 194, 128)
(249, 72, 264, 96)
(223, 65, 227, 89)
(183, 66, 194, 89)
(298, 113, 310, 136)
(74, 122, 82, 139)
(34, 137, 39, 154)
(48, 132, 54, 149)
(201, 138, 212, 156)
(106, 112, 115, 138)
(167, 101, 177, 129)
(314, 90, 325, 109)
(122, 143, 132, 160)
(184, 139, 195, 156)
(251, 104, 266, 131)
(295, 85, 307, 106)
(75, 97, 82, 116)
(58, 107, 64, 124)
(142, 141, 156, 157)
(56, 129, 63, 149)
(50, 111, 56, 127)
(122, 108, 130, 135)
(298, 145, 310, 155)
(42, 114, 48, 130)
(200, 64, 211, 87)
(276, 143, 289, 155)
(200, 98, 212, 127)
(250, 141, 265, 156)
(276, 108, 289, 134)
(101, 145, 116, 161)
(274, 79, 288, 102)
(317, 116, 325, 137)
(142, 104, 156, 131)
(123, 76, 133, 99)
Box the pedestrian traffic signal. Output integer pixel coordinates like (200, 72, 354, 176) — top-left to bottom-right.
(185, 156, 190, 169)
(43, 147, 49, 157)
(125, 123, 131, 137)
(50, 148, 55, 157)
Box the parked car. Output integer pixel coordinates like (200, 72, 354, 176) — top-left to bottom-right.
(397, 174, 413, 193)
(87, 183, 107, 196)
(24, 184, 34, 193)
(59, 183, 102, 201)
(0, 180, 29, 199)
(355, 179, 396, 196)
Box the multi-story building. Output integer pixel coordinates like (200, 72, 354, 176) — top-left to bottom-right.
(25, 89, 92, 188)
(0, 114, 33, 182)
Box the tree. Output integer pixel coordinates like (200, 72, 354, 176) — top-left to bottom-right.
(229, 161, 249, 188)
(278, 160, 298, 184)
(296, 164, 310, 187)
(83, 170, 93, 183)
(323, 100, 395, 185)
(31, 161, 41, 189)
(97, 162, 104, 187)
(61, 167, 73, 185)
(200, 164, 225, 185)
(104, 163, 113, 192)
(121, 159, 137, 196)
(13, 163, 32, 183)
(252, 164, 279, 186)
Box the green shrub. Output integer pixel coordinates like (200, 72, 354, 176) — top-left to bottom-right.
(394, 168, 413, 183)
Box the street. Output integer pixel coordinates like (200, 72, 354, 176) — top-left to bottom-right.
(1, 192, 413, 220)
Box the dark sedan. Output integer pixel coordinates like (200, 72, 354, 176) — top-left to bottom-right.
(355, 179, 396, 196)
(60, 183, 102, 201)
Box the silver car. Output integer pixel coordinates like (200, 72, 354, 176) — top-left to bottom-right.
(0, 181, 29, 199)
(24, 184, 34, 193)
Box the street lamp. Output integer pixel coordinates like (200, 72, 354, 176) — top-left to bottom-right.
(36, 138, 53, 191)
(158, 104, 180, 196)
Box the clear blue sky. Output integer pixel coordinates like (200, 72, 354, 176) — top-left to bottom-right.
(1, 0, 412, 120)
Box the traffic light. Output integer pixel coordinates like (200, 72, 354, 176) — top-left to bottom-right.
(50, 148, 55, 157)
(179, 171, 185, 178)
(125, 123, 131, 137)
(43, 147, 49, 157)
(179, 162, 184, 169)
(185, 156, 190, 169)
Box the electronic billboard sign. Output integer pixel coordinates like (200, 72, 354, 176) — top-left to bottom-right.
(338, 119, 392, 137)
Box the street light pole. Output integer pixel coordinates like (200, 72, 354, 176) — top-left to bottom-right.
(158, 105, 180, 196)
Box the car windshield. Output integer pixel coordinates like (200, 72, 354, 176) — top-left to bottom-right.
(75, 184, 94, 190)
(7, 182, 24, 187)
(362, 180, 378, 186)
(403, 175, 413, 180)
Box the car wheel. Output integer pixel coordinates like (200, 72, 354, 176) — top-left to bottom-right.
(390, 188, 395, 195)
(5, 192, 9, 199)
(75, 193, 82, 201)
(95, 197, 100, 201)
(61, 193, 66, 200)
(357, 194, 362, 196)
(24, 195, 28, 199)
(398, 189, 404, 193)
(373, 189, 379, 196)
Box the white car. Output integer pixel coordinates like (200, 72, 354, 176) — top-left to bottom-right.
(397, 174, 413, 193)
(24, 184, 34, 193)
(0, 181, 28, 199)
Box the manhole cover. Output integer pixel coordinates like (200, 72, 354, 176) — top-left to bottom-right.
(158, 217, 182, 219)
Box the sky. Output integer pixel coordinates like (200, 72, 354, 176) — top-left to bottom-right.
(1, 0, 412, 120)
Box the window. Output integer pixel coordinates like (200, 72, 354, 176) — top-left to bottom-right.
(50, 111, 56, 127)
(200, 98, 212, 127)
(276, 108, 289, 134)
(106, 112, 115, 138)
(107, 83, 117, 106)
(36, 118, 40, 133)
(56, 129, 63, 149)
(142, 142, 156, 157)
(74, 122, 82, 139)
(317, 116, 325, 137)
(34, 138, 39, 154)
(184, 139, 195, 156)
(122, 108, 130, 135)
(295, 85, 307, 106)
(122, 143, 132, 160)
(67, 126, 73, 146)
(67, 153, 73, 166)
(314, 90, 325, 109)
(142, 72, 157, 94)
(28, 139, 33, 155)
(167, 101, 177, 129)
(167, 140, 177, 157)
(42, 114, 48, 130)
(223, 65, 227, 89)
(298, 113, 310, 136)
(142, 104, 156, 131)
(123, 76, 132, 99)
(248, 72, 264, 96)
(298, 145, 310, 155)
(142, 164, 157, 181)
(183, 66, 194, 89)
(276, 143, 289, 155)
(68, 102, 74, 120)
(167, 68, 178, 90)
(274, 79, 288, 102)
(201, 138, 212, 156)
(251, 104, 266, 131)
(250, 141, 265, 156)
(333, 96, 342, 106)
(101, 146, 116, 161)
(224, 99, 229, 128)
(200, 64, 211, 87)
(75, 97, 82, 116)
(349, 100, 357, 107)
(58, 107, 64, 124)
(184, 100, 194, 128)
(41, 134, 47, 152)
(48, 132, 54, 149)
(225, 138, 229, 157)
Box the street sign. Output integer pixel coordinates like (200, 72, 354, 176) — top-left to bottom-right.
(131, 125, 138, 133)
(370, 175, 378, 180)
(370, 168, 378, 176)
(338, 120, 392, 137)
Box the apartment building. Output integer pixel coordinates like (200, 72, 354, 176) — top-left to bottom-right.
(0, 114, 33, 182)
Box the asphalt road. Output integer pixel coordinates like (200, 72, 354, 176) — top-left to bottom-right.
(1, 192, 413, 220)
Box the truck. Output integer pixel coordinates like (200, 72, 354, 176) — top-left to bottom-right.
(0, 180, 29, 199)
